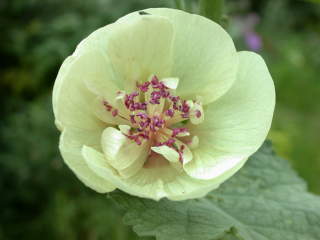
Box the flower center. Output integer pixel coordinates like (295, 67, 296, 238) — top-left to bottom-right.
(102, 75, 203, 163)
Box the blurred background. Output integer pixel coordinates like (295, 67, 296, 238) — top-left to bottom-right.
(0, 0, 319, 239)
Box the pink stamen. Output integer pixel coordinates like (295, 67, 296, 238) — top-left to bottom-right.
(169, 96, 180, 103)
(181, 112, 189, 118)
(160, 89, 170, 98)
(139, 102, 147, 110)
(150, 91, 162, 105)
(137, 81, 150, 92)
(112, 109, 118, 117)
(165, 109, 175, 117)
(135, 137, 142, 145)
(181, 100, 190, 113)
(151, 76, 160, 88)
(138, 132, 149, 139)
(103, 101, 113, 112)
(178, 145, 185, 163)
(126, 134, 142, 145)
(136, 112, 148, 119)
(130, 114, 136, 124)
(172, 128, 187, 137)
(196, 110, 202, 118)
(165, 138, 176, 146)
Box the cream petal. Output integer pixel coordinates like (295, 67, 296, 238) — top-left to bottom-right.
(53, 53, 105, 131)
(101, 127, 150, 178)
(151, 145, 184, 173)
(83, 145, 246, 201)
(118, 125, 131, 134)
(188, 135, 199, 149)
(161, 77, 179, 89)
(81, 50, 121, 105)
(73, 23, 127, 91)
(59, 128, 115, 193)
(83, 145, 168, 200)
(165, 157, 246, 200)
(120, 8, 238, 104)
(106, 15, 174, 92)
(69, 14, 174, 93)
(151, 145, 180, 163)
(184, 51, 275, 179)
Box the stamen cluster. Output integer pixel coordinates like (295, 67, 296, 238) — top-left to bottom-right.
(102, 75, 202, 162)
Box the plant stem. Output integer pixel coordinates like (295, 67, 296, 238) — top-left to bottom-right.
(199, 0, 225, 24)
(174, 0, 183, 10)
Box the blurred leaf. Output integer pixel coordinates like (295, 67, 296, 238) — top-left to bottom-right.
(0, 96, 148, 240)
(200, 0, 225, 24)
(112, 142, 320, 240)
(303, 0, 320, 4)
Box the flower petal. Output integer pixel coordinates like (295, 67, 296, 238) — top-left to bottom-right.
(82, 146, 246, 200)
(80, 50, 121, 105)
(161, 77, 179, 89)
(101, 127, 150, 178)
(184, 51, 275, 179)
(120, 8, 238, 104)
(151, 145, 180, 163)
(107, 14, 174, 92)
(53, 52, 106, 131)
(59, 128, 115, 193)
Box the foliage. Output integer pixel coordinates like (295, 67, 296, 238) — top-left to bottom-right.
(0, 97, 149, 240)
(0, 0, 170, 96)
(112, 142, 320, 240)
(228, 0, 320, 194)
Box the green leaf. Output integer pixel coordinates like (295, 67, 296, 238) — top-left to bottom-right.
(303, 0, 320, 4)
(111, 142, 320, 240)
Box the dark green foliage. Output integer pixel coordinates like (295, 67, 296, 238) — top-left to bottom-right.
(0, 97, 151, 240)
(112, 142, 320, 240)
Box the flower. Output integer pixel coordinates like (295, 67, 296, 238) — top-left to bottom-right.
(234, 13, 263, 51)
(52, 8, 275, 201)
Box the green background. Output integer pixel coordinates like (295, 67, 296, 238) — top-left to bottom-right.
(0, 0, 319, 239)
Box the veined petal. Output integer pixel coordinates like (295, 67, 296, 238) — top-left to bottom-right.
(118, 125, 131, 135)
(185, 51, 275, 179)
(59, 128, 115, 192)
(107, 15, 174, 92)
(101, 127, 150, 178)
(83, 146, 169, 200)
(82, 146, 246, 201)
(151, 145, 180, 163)
(188, 135, 199, 149)
(166, 157, 247, 200)
(81, 50, 121, 105)
(151, 144, 191, 173)
(161, 77, 179, 90)
(183, 149, 247, 180)
(120, 8, 238, 104)
(52, 54, 105, 131)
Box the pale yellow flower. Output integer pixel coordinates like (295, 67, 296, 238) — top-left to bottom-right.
(52, 8, 275, 200)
